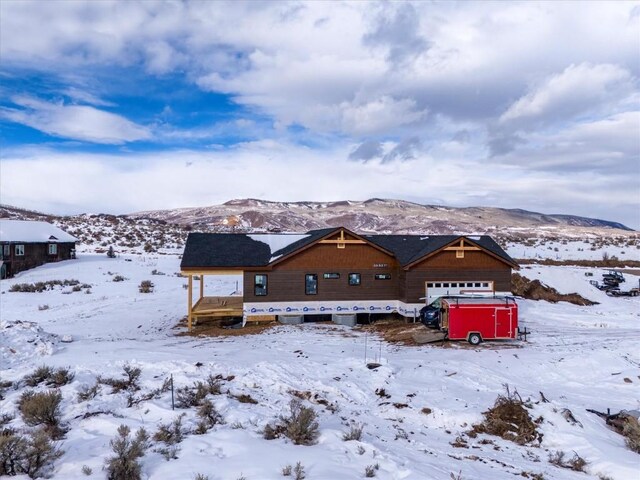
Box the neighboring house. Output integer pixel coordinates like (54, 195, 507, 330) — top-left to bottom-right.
(0, 220, 77, 278)
(180, 227, 518, 329)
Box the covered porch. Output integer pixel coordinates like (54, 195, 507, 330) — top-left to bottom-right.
(184, 270, 244, 331)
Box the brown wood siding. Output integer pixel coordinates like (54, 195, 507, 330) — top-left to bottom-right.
(244, 242, 400, 302)
(1, 242, 75, 276)
(404, 250, 511, 303)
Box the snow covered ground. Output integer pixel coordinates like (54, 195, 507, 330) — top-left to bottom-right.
(1, 254, 639, 479)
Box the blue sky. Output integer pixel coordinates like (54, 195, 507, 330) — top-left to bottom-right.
(1, 1, 639, 228)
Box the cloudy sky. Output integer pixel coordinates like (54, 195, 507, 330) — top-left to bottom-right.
(1, 1, 639, 228)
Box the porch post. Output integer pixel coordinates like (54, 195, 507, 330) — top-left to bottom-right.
(199, 274, 204, 300)
(188, 274, 193, 331)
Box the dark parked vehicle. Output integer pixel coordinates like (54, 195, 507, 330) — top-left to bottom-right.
(420, 298, 442, 328)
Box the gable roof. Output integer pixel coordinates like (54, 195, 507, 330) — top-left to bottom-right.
(0, 220, 77, 243)
(180, 228, 516, 270)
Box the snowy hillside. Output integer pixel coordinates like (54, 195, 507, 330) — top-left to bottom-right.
(1, 252, 639, 479)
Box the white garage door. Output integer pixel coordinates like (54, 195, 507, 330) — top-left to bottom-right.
(426, 280, 493, 303)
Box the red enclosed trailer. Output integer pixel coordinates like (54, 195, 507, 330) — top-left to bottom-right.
(440, 297, 518, 345)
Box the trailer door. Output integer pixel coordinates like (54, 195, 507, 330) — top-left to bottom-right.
(495, 308, 512, 338)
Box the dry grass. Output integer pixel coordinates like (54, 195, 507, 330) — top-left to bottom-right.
(517, 258, 640, 268)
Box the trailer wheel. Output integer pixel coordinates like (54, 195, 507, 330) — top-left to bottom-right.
(468, 333, 482, 345)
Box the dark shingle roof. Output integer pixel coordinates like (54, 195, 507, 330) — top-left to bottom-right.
(180, 228, 516, 269)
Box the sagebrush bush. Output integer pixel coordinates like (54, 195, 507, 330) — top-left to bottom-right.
(342, 423, 364, 441)
(24, 365, 74, 388)
(364, 464, 379, 477)
(176, 375, 222, 408)
(105, 425, 149, 480)
(0, 428, 63, 478)
(99, 364, 141, 393)
(138, 280, 154, 293)
(18, 390, 65, 439)
(194, 400, 223, 434)
(264, 399, 319, 446)
(77, 383, 100, 402)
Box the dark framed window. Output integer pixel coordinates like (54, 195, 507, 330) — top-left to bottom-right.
(48, 244, 57, 255)
(254, 274, 268, 296)
(2, 245, 9, 258)
(305, 274, 318, 295)
(375, 273, 391, 280)
(323, 273, 340, 279)
(15, 245, 24, 256)
(348, 273, 361, 286)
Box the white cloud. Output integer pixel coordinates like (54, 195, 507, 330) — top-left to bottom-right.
(500, 63, 635, 126)
(0, 96, 152, 144)
(1, 142, 638, 229)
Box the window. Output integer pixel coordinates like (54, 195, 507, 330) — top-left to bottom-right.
(451, 282, 458, 288)
(374, 274, 391, 280)
(427, 282, 434, 288)
(254, 274, 268, 296)
(474, 282, 481, 287)
(349, 273, 361, 286)
(443, 282, 449, 288)
(467, 283, 473, 287)
(323, 273, 340, 279)
(15, 245, 24, 256)
(48, 244, 58, 255)
(2, 245, 9, 258)
(305, 274, 318, 295)
(482, 282, 489, 287)
(435, 282, 441, 288)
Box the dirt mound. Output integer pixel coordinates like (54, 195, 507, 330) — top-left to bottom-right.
(511, 273, 597, 306)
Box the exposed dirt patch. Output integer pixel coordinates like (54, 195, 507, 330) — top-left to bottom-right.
(175, 316, 278, 337)
(360, 319, 427, 346)
(511, 273, 597, 306)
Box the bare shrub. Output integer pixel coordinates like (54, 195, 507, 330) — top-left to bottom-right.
(0, 379, 12, 401)
(0, 428, 63, 478)
(24, 365, 74, 388)
(18, 390, 65, 439)
(38, 305, 50, 311)
(264, 399, 319, 446)
(293, 462, 306, 480)
(194, 475, 209, 480)
(153, 415, 185, 459)
(112, 275, 126, 282)
(99, 364, 141, 393)
(365, 464, 379, 477)
(548, 451, 587, 472)
(356, 445, 366, 455)
(49, 367, 75, 387)
(194, 400, 223, 434)
(82, 464, 93, 475)
(77, 383, 100, 402)
(0, 414, 13, 427)
(469, 386, 541, 445)
(343, 423, 364, 441)
(233, 393, 258, 404)
(24, 366, 54, 387)
(175, 375, 222, 408)
(105, 425, 149, 480)
(282, 464, 292, 476)
(138, 280, 154, 293)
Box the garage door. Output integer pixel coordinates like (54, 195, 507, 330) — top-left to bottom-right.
(425, 281, 493, 303)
